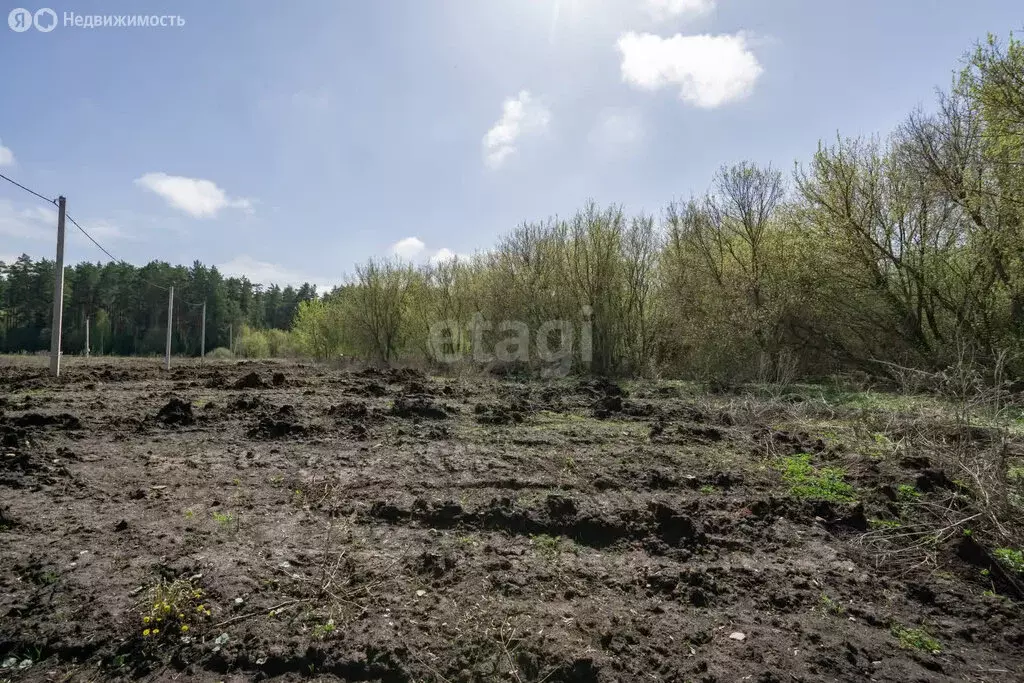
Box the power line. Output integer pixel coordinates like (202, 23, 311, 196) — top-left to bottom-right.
(0, 171, 57, 205)
(65, 211, 169, 292)
(65, 213, 122, 264)
(2, 172, 204, 302)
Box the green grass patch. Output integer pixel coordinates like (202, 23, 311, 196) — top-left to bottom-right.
(891, 624, 941, 653)
(777, 454, 855, 502)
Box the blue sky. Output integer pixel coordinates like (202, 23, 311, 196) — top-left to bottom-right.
(1, 0, 1021, 290)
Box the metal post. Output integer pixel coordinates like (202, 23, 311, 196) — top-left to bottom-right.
(165, 286, 173, 371)
(85, 316, 90, 357)
(229, 323, 233, 353)
(200, 301, 206, 365)
(49, 196, 67, 376)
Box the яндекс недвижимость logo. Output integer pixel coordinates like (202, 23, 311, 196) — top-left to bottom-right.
(8, 7, 57, 32)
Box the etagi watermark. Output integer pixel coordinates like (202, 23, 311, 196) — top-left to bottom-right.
(8, 8, 185, 32)
(429, 309, 593, 377)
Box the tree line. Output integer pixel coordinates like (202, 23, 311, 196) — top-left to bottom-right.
(0, 257, 317, 356)
(289, 35, 1024, 381)
(3, 35, 1022, 381)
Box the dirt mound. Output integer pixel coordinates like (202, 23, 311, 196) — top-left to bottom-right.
(272, 372, 286, 386)
(328, 401, 369, 420)
(248, 416, 309, 439)
(0, 424, 27, 448)
(753, 426, 828, 454)
(10, 413, 81, 430)
(204, 371, 227, 388)
(390, 397, 452, 420)
(353, 381, 387, 397)
(579, 377, 628, 398)
(359, 366, 424, 383)
(473, 402, 526, 425)
(156, 398, 194, 426)
(227, 395, 264, 412)
(408, 550, 460, 583)
(234, 372, 267, 389)
(592, 394, 624, 418)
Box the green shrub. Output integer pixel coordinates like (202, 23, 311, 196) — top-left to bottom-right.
(236, 327, 270, 359)
(265, 329, 297, 358)
(207, 347, 234, 359)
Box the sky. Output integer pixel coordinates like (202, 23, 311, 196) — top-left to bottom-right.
(0, 0, 1021, 291)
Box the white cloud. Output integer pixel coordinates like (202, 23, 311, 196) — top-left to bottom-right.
(0, 138, 14, 166)
(390, 236, 426, 260)
(430, 248, 457, 263)
(428, 248, 473, 264)
(483, 91, 551, 169)
(134, 172, 252, 218)
(644, 0, 715, 21)
(617, 31, 763, 108)
(589, 109, 645, 154)
(218, 255, 330, 291)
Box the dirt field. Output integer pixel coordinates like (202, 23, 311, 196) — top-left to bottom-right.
(1, 358, 1022, 682)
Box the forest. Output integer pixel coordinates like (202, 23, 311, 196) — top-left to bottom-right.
(3, 36, 1024, 382)
(0, 257, 317, 356)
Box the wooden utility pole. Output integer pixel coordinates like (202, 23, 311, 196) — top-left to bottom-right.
(200, 301, 206, 365)
(49, 196, 67, 377)
(165, 286, 173, 371)
(85, 316, 90, 357)
(229, 323, 233, 353)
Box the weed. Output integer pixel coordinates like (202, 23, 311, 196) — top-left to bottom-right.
(897, 484, 921, 503)
(819, 593, 845, 615)
(183, 509, 194, 520)
(891, 624, 940, 653)
(212, 511, 236, 533)
(993, 548, 1024, 574)
(531, 534, 562, 559)
(777, 454, 855, 502)
(699, 484, 716, 494)
(139, 578, 210, 644)
(311, 618, 336, 640)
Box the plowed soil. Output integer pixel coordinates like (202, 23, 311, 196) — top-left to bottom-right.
(1, 358, 1022, 682)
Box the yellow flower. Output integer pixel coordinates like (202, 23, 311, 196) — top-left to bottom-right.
(178, 613, 184, 619)
(152, 628, 160, 635)
(196, 605, 205, 611)
(142, 629, 151, 637)
(180, 624, 190, 632)
(143, 616, 151, 624)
